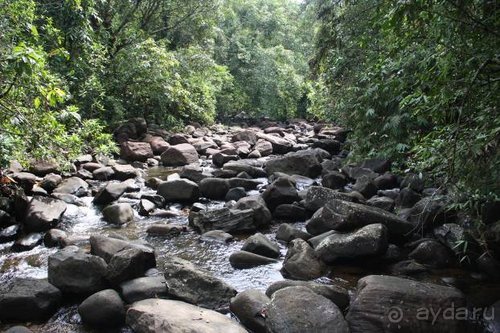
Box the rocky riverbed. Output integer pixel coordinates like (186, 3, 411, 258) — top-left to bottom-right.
(0, 118, 499, 332)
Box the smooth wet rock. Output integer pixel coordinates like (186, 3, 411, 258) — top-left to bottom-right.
(78, 289, 125, 327)
(106, 247, 157, 285)
(408, 239, 455, 268)
(0, 278, 62, 322)
(199, 178, 230, 199)
(346, 275, 466, 333)
(263, 177, 300, 212)
(322, 171, 348, 190)
(40, 173, 63, 192)
(234, 195, 272, 228)
(266, 280, 349, 310)
(200, 230, 234, 243)
(138, 199, 156, 216)
(90, 235, 154, 262)
(157, 178, 199, 202)
(0, 224, 20, 243)
(126, 299, 247, 333)
(48, 246, 107, 294)
(102, 203, 134, 225)
(229, 250, 278, 269)
(213, 152, 239, 167)
(223, 161, 267, 178)
(12, 232, 43, 251)
(230, 289, 269, 332)
(93, 166, 115, 180)
(23, 196, 67, 232)
(282, 239, 326, 280)
(241, 232, 280, 258)
(161, 143, 199, 166)
(93, 181, 129, 205)
(120, 141, 153, 162)
(315, 224, 388, 263)
(273, 203, 307, 221)
(44, 228, 68, 248)
(53, 177, 89, 197)
(146, 223, 185, 236)
(276, 224, 312, 243)
(163, 256, 236, 309)
(265, 286, 349, 333)
(119, 276, 168, 304)
(113, 164, 139, 180)
(225, 187, 247, 202)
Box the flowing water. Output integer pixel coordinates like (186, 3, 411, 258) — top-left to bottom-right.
(0, 167, 499, 332)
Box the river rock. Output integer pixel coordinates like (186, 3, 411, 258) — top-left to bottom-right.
(200, 230, 234, 243)
(315, 223, 388, 263)
(400, 173, 425, 192)
(234, 195, 272, 227)
(112, 164, 139, 180)
(157, 179, 199, 202)
(93, 181, 129, 205)
(48, 246, 108, 294)
(408, 196, 455, 230)
(23, 196, 67, 232)
(282, 239, 326, 280)
(44, 228, 68, 248)
(352, 175, 378, 199)
(213, 153, 239, 167)
(265, 286, 349, 333)
(29, 160, 59, 176)
(266, 280, 349, 310)
(322, 171, 348, 190)
(273, 203, 307, 221)
(229, 250, 278, 269)
(126, 299, 247, 333)
(374, 172, 399, 190)
(40, 173, 63, 192)
(119, 276, 168, 303)
(408, 239, 455, 268)
(93, 166, 115, 180)
(241, 232, 280, 258)
(265, 150, 322, 178)
(346, 275, 466, 333)
(102, 203, 135, 225)
(230, 289, 269, 332)
(276, 224, 312, 243)
(395, 187, 421, 208)
(149, 136, 170, 154)
(223, 161, 267, 178)
(78, 289, 125, 327)
(254, 139, 273, 156)
(146, 223, 185, 236)
(256, 132, 293, 154)
(161, 143, 199, 166)
(90, 235, 154, 263)
(53, 177, 89, 197)
(106, 246, 157, 285)
(120, 141, 154, 162)
(4, 326, 33, 333)
(232, 130, 258, 145)
(303, 186, 354, 212)
(263, 177, 300, 212)
(367, 196, 395, 212)
(0, 224, 19, 243)
(12, 232, 43, 251)
(0, 278, 62, 322)
(306, 199, 413, 239)
(163, 256, 236, 309)
(189, 207, 256, 234)
(199, 178, 230, 199)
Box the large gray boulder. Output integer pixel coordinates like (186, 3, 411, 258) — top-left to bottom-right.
(199, 178, 230, 200)
(265, 286, 349, 333)
(157, 179, 199, 202)
(346, 275, 466, 333)
(303, 186, 354, 212)
(161, 143, 199, 166)
(48, 246, 108, 294)
(53, 177, 89, 196)
(315, 224, 388, 263)
(126, 299, 247, 333)
(306, 199, 413, 239)
(120, 141, 154, 162)
(281, 239, 326, 280)
(78, 289, 125, 328)
(241, 232, 280, 258)
(230, 289, 269, 332)
(93, 182, 129, 205)
(23, 196, 67, 232)
(189, 207, 256, 234)
(229, 250, 278, 269)
(163, 257, 237, 309)
(102, 203, 135, 225)
(266, 280, 349, 310)
(265, 150, 322, 178)
(256, 132, 294, 154)
(119, 276, 168, 304)
(234, 195, 272, 228)
(263, 177, 300, 212)
(0, 278, 62, 322)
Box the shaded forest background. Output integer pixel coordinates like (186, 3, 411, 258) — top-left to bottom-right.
(1, 0, 498, 208)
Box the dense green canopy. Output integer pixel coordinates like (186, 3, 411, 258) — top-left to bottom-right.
(0, 0, 498, 203)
